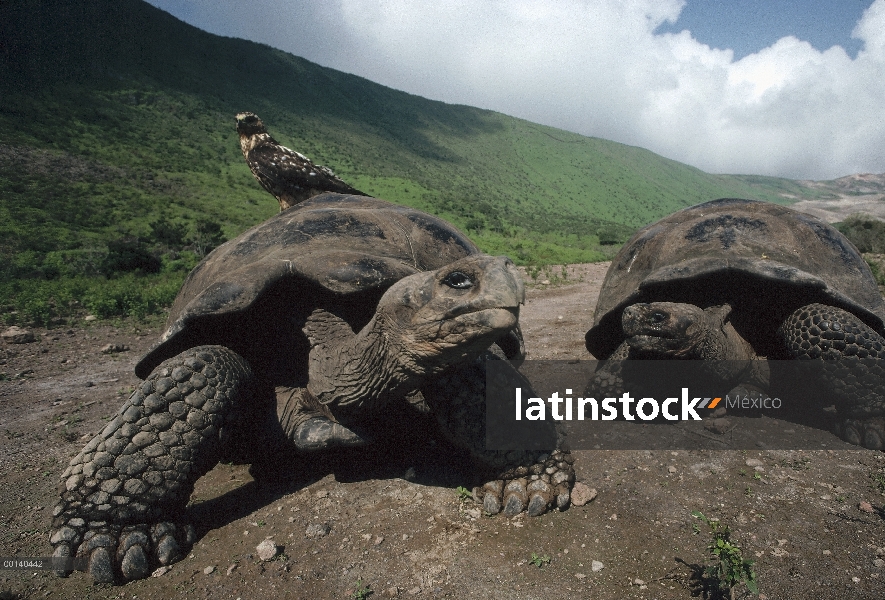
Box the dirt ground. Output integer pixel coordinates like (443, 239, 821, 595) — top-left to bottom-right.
(2, 263, 885, 600)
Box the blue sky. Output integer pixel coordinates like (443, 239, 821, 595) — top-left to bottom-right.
(654, 0, 871, 59)
(144, 0, 885, 180)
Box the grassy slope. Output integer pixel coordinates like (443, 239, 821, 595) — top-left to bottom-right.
(0, 0, 851, 323)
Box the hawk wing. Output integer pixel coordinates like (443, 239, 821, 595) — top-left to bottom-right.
(246, 143, 366, 211)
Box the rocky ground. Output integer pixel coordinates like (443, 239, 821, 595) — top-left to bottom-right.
(1, 263, 884, 600)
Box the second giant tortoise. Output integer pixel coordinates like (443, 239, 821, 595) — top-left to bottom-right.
(51, 192, 573, 583)
(585, 198, 885, 446)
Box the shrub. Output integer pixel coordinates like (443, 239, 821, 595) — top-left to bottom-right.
(149, 215, 190, 249)
(835, 216, 885, 254)
(101, 237, 161, 275)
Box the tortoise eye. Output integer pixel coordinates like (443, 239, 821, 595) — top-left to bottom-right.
(651, 312, 667, 323)
(442, 271, 473, 289)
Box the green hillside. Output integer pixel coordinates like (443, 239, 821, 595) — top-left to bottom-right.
(0, 0, 835, 324)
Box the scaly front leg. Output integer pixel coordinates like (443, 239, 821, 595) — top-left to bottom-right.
(778, 303, 885, 450)
(50, 345, 263, 583)
(422, 350, 575, 517)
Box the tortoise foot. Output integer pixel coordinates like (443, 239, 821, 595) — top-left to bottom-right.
(51, 520, 195, 582)
(834, 417, 885, 450)
(475, 449, 575, 517)
(50, 345, 255, 582)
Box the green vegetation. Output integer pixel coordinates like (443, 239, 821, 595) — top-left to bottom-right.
(1, 0, 876, 324)
(456, 486, 473, 501)
(835, 216, 885, 254)
(528, 552, 551, 568)
(691, 511, 758, 599)
(350, 579, 373, 599)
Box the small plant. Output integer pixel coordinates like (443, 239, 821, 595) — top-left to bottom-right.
(351, 579, 372, 599)
(753, 472, 761, 481)
(871, 471, 885, 493)
(528, 552, 551, 568)
(59, 427, 79, 443)
(257, 520, 266, 527)
(744, 486, 753, 497)
(691, 510, 758, 599)
(456, 486, 473, 501)
(781, 457, 810, 471)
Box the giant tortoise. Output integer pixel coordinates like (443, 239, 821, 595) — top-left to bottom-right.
(50, 192, 573, 583)
(585, 198, 885, 446)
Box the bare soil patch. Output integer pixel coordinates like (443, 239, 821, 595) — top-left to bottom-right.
(2, 266, 885, 600)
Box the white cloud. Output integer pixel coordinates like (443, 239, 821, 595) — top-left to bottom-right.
(148, 0, 885, 179)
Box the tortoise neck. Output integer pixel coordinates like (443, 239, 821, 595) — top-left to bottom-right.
(304, 309, 417, 411)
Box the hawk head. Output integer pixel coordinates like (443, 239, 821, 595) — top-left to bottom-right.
(235, 112, 267, 137)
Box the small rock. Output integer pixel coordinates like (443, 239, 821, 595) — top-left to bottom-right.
(84, 315, 97, 322)
(256, 539, 280, 561)
(609, 513, 618, 520)
(570, 482, 597, 506)
(634, 578, 646, 585)
(745, 458, 764, 467)
(407, 587, 421, 595)
(151, 565, 171, 577)
(463, 507, 481, 519)
(226, 563, 238, 575)
(859, 501, 874, 513)
(373, 535, 384, 546)
(203, 565, 215, 575)
(823, 550, 832, 555)
(591, 560, 604, 572)
(704, 417, 730, 434)
(314, 489, 329, 498)
(100, 343, 129, 354)
(574, 573, 586, 579)
(2, 326, 35, 344)
(383, 587, 399, 597)
(667, 466, 677, 473)
(305, 522, 331, 538)
(540, 280, 550, 285)
(873, 558, 885, 568)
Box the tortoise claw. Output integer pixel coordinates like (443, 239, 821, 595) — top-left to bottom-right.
(292, 416, 369, 451)
(475, 450, 575, 517)
(835, 417, 885, 450)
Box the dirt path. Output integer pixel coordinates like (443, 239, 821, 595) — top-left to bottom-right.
(2, 267, 885, 600)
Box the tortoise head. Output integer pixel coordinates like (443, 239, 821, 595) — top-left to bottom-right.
(622, 302, 732, 358)
(379, 254, 525, 367)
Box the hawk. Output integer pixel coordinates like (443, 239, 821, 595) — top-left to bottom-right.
(235, 112, 367, 211)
